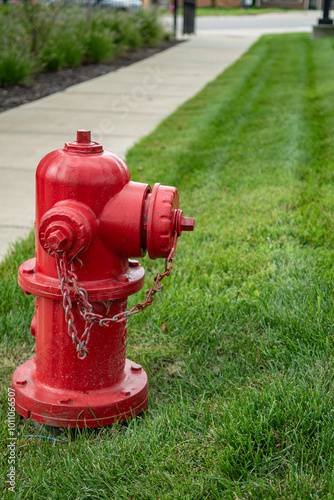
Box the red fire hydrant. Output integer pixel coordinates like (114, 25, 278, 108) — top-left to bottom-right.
(12, 130, 194, 428)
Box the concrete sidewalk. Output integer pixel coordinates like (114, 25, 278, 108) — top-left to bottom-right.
(0, 34, 258, 259)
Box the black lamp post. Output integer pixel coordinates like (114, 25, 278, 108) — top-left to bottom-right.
(173, 0, 178, 38)
(319, 0, 333, 25)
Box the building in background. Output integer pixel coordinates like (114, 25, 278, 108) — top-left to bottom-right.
(256, 0, 322, 9)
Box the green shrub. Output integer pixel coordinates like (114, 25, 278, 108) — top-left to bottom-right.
(122, 18, 143, 50)
(85, 26, 115, 63)
(40, 42, 64, 72)
(137, 11, 164, 47)
(62, 33, 85, 67)
(40, 23, 87, 71)
(102, 11, 164, 50)
(0, 8, 167, 87)
(0, 49, 33, 86)
(18, 0, 56, 54)
(99, 11, 130, 47)
(40, 28, 85, 71)
(0, 5, 12, 15)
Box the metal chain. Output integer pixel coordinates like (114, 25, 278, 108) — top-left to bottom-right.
(55, 232, 178, 360)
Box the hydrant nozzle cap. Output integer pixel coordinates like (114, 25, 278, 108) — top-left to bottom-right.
(64, 129, 103, 154)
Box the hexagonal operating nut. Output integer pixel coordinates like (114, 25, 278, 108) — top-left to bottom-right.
(43, 221, 74, 255)
(47, 229, 70, 252)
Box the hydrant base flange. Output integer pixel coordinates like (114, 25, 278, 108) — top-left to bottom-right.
(12, 358, 148, 428)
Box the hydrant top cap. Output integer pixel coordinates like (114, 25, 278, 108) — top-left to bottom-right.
(64, 130, 103, 154)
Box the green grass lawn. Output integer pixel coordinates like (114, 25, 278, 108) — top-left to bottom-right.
(195, 6, 292, 15)
(162, 6, 296, 16)
(2, 32, 334, 498)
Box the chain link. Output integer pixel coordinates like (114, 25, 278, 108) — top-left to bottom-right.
(55, 232, 178, 360)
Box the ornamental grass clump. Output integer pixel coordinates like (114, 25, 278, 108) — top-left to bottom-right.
(0, 49, 33, 86)
(0, 5, 166, 86)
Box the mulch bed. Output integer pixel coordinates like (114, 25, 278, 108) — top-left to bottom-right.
(0, 39, 180, 113)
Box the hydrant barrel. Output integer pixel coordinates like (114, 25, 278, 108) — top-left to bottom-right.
(12, 130, 194, 428)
